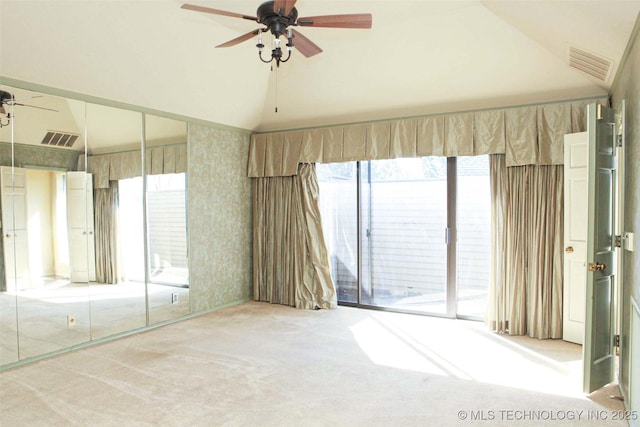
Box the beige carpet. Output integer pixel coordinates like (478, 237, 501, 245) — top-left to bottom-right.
(0, 302, 628, 426)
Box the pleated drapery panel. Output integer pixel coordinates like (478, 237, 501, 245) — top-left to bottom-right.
(247, 98, 607, 177)
(487, 154, 509, 333)
(94, 181, 120, 284)
(295, 164, 337, 308)
(487, 154, 564, 339)
(527, 165, 564, 339)
(253, 163, 337, 309)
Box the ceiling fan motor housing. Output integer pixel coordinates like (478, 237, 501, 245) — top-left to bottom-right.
(257, 1, 298, 37)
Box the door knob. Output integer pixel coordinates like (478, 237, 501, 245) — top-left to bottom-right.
(565, 246, 574, 253)
(588, 262, 606, 272)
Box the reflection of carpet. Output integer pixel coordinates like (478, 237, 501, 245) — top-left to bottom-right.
(149, 267, 189, 287)
(1, 301, 626, 426)
(0, 280, 190, 363)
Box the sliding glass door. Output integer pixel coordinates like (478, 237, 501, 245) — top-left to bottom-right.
(317, 163, 358, 304)
(456, 156, 491, 318)
(318, 155, 490, 319)
(361, 157, 448, 313)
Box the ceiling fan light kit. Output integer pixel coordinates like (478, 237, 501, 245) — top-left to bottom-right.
(181, 0, 372, 67)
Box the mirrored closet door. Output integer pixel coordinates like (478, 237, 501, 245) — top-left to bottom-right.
(144, 114, 189, 325)
(86, 103, 147, 339)
(0, 87, 92, 360)
(1, 105, 20, 364)
(0, 83, 191, 366)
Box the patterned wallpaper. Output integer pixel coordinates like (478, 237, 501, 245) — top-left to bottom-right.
(0, 142, 79, 170)
(187, 123, 252, 313)
(611, 23, 640, 405)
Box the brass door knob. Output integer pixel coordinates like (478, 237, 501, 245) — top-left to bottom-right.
(565, 246, 574, 253)
(588, 262, 606, 272)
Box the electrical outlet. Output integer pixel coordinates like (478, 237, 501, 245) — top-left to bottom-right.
(171, 293, 179, 304)
(67, 314, 76, 328)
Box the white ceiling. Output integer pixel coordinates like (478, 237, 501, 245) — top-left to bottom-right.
(1, 0, 639, 134)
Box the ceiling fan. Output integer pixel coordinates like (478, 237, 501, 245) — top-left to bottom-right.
(181, 0, 372, 66)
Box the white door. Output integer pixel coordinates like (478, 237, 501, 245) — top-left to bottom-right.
(583, 103, 617, 393)
(1, 166, 30, 291)
(563, 132, 588, 344)
(66, 172, 96, 282)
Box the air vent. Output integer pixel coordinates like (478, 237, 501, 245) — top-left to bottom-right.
(41, 131, 79, 148)
(568, 46, 612, 82)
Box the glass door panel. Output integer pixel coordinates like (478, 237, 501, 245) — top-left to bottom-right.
(456, 156, 491, 318)
(361, 157, 448, 314)
(317, 162, 358, 304)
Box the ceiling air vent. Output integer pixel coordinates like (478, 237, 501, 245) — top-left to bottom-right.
(41, 131, 79, 148)
(568, 46, 612, 82)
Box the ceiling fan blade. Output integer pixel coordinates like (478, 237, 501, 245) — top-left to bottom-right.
(216, 29, 261, 48)
(297, 14, 372, 29)
(291, 29, 322, 58)
(181, 4, 257, 21)
(13, 102, 59, 112)
(274, 0, 297, 16)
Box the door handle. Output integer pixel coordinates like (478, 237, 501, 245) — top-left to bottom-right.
(565, 246, 574, 253)
(588, 262, 606, 272)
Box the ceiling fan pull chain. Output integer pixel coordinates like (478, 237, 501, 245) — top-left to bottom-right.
(275, 65, 279, 113)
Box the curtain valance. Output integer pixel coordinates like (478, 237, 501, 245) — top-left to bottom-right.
(247, 97, 607, 177)
(83, 143, 187, 189)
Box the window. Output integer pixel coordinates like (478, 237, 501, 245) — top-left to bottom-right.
(456, 156, 491, 318)
(361, 157, 448, 313)
(317, 162, 358, 303)
(318, 155, 490, 319)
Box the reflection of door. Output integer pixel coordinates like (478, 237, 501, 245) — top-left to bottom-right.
(583, 103, 617, 393)
(563, 132, 588, 344)
(1, 166, 29, 290)
(66, 172, 96, 282)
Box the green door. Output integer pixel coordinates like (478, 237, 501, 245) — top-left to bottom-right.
(583, 103, 617, 393)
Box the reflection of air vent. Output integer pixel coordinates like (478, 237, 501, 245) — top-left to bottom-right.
(41, 131, 79, 148)
(568, 46, 612, 82)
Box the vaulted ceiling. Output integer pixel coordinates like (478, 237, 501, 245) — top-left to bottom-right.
(1, 0, 639, 134)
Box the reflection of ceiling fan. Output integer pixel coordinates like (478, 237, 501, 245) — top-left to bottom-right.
(181, 0, 372, 66)
(0, 89, 59, 128)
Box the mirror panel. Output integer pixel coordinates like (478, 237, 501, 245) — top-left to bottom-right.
(0, 84, 191, 367)
(3, 87, 92, 359)
(86, 103, 146, 339)
(145, 115, 190, 324)
(0, 104, 19, 364)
